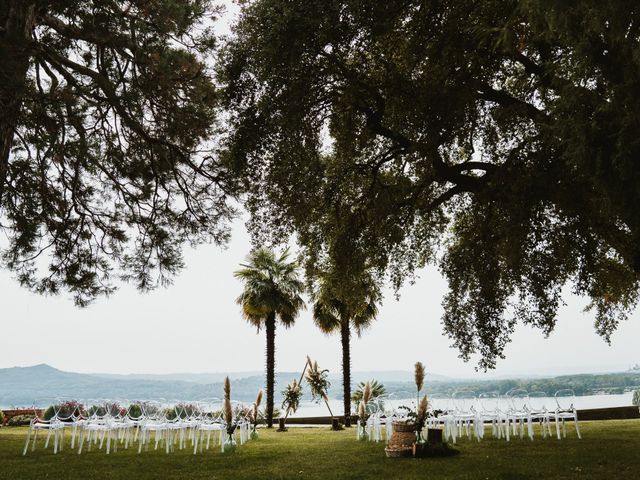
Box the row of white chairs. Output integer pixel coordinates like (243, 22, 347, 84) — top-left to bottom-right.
(22, 399, 253, 456)
(358, 389, 581, 444)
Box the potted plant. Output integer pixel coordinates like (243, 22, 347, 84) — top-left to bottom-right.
(415, 396, 428, 444)
(222, 377, 238, 453)
(250, 390, 263, 440)
(357, 382, 372, 441)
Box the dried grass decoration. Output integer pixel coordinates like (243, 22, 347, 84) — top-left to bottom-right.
(223, 376, 237, 453)
(415, 395, 429, 443)
(282, 379, 303, 413)
(414, 362, 425, 397)
(305, 361, 331, 403)
(250, 390, 263, 440)
(357, 381, 372, 440)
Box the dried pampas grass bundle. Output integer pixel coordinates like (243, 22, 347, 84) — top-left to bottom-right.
(416, 395, 429, 429)
(417, 395, 428, 421)
(414, 362, 425, 393)
(224, 376, 231, 400)
(363, 381, 372, 405)
(224, 396, 233, 425)
(252, 389, 263, 422)
(358, 400, 366, 421)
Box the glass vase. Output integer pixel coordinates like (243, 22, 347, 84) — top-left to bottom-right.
(357, 421, 369, 441)
(223, 435, 237, 453)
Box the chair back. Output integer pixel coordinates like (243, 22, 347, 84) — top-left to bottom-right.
(554, 389, 576, 411)
(528, 391, 548, 412)
(478, 391, 500, 413)
(506, 389, 529, 412)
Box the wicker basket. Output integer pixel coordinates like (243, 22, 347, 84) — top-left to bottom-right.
(392, 421, 416, 433)
(385, 446, 413, 458)
(385, 421, 417, 458)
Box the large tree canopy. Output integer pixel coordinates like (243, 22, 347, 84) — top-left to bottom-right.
(221, 0, 640, 368)
(0, 0, 234, 305)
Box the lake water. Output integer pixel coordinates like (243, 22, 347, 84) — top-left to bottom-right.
(289, 392, 635, 417)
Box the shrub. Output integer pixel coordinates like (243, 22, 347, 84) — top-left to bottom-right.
(128, 403, 142, 419)
(0, 410, 4, 426)
(43, 405, 54, 421)
(43, 401, 84, 421)
(7, 414, 34, 426)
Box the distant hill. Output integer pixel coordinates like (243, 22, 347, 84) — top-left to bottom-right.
(0, 364, 451, 407)
(2, 364, 639, 408)
(92, 371, 264, 384)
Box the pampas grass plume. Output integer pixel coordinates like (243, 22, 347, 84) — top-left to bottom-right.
(363, 381, 372, 405)
(414, 362, 425, 392)
(417, 395, 428, 421)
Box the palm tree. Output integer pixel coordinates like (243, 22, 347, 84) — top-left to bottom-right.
(312, 277, 379, 427)
(235, 248, 305, 428)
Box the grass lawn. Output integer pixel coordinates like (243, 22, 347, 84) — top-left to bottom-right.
(0, 420, 639, 479)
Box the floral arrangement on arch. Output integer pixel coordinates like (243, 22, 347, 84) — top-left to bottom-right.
(282, 379, 303, 413)
(305, 361, 330, 404)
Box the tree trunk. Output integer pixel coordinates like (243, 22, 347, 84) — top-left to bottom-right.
(265, 311, 276, 428)
(0, 0, 37, 205)
(341, 317, 351, 427)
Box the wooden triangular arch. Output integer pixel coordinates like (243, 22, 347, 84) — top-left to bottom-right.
(283, 355, 334, 421)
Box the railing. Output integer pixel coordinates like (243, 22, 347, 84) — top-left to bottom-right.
(1, 409, 43, 426)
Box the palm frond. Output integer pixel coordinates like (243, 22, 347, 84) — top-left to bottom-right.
(351, 380, 386, 405)
(234, 247, 305, 329)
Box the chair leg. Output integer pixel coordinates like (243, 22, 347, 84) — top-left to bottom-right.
(23, 427, 32, 456)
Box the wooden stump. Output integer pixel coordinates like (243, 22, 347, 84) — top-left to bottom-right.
(331, 417, 341, 430)
(427, 427, 443, 443)
(413, 428, 458, 458)
(276, 418, 288, 432)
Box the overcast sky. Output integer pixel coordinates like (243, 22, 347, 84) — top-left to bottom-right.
(2, 214, 639, 379)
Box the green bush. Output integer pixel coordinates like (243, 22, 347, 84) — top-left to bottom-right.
(44, 401, 84, 421)
(0, 410, 4, 426)
(128, 404, 142, 419)
(7, 414, 34, 426)
(43, 405, 55, 421)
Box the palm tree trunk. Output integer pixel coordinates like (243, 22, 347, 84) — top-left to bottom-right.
(265, 311, 276, 428)
(0, 1, 37, 205)
(341, 317, 351, 427)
